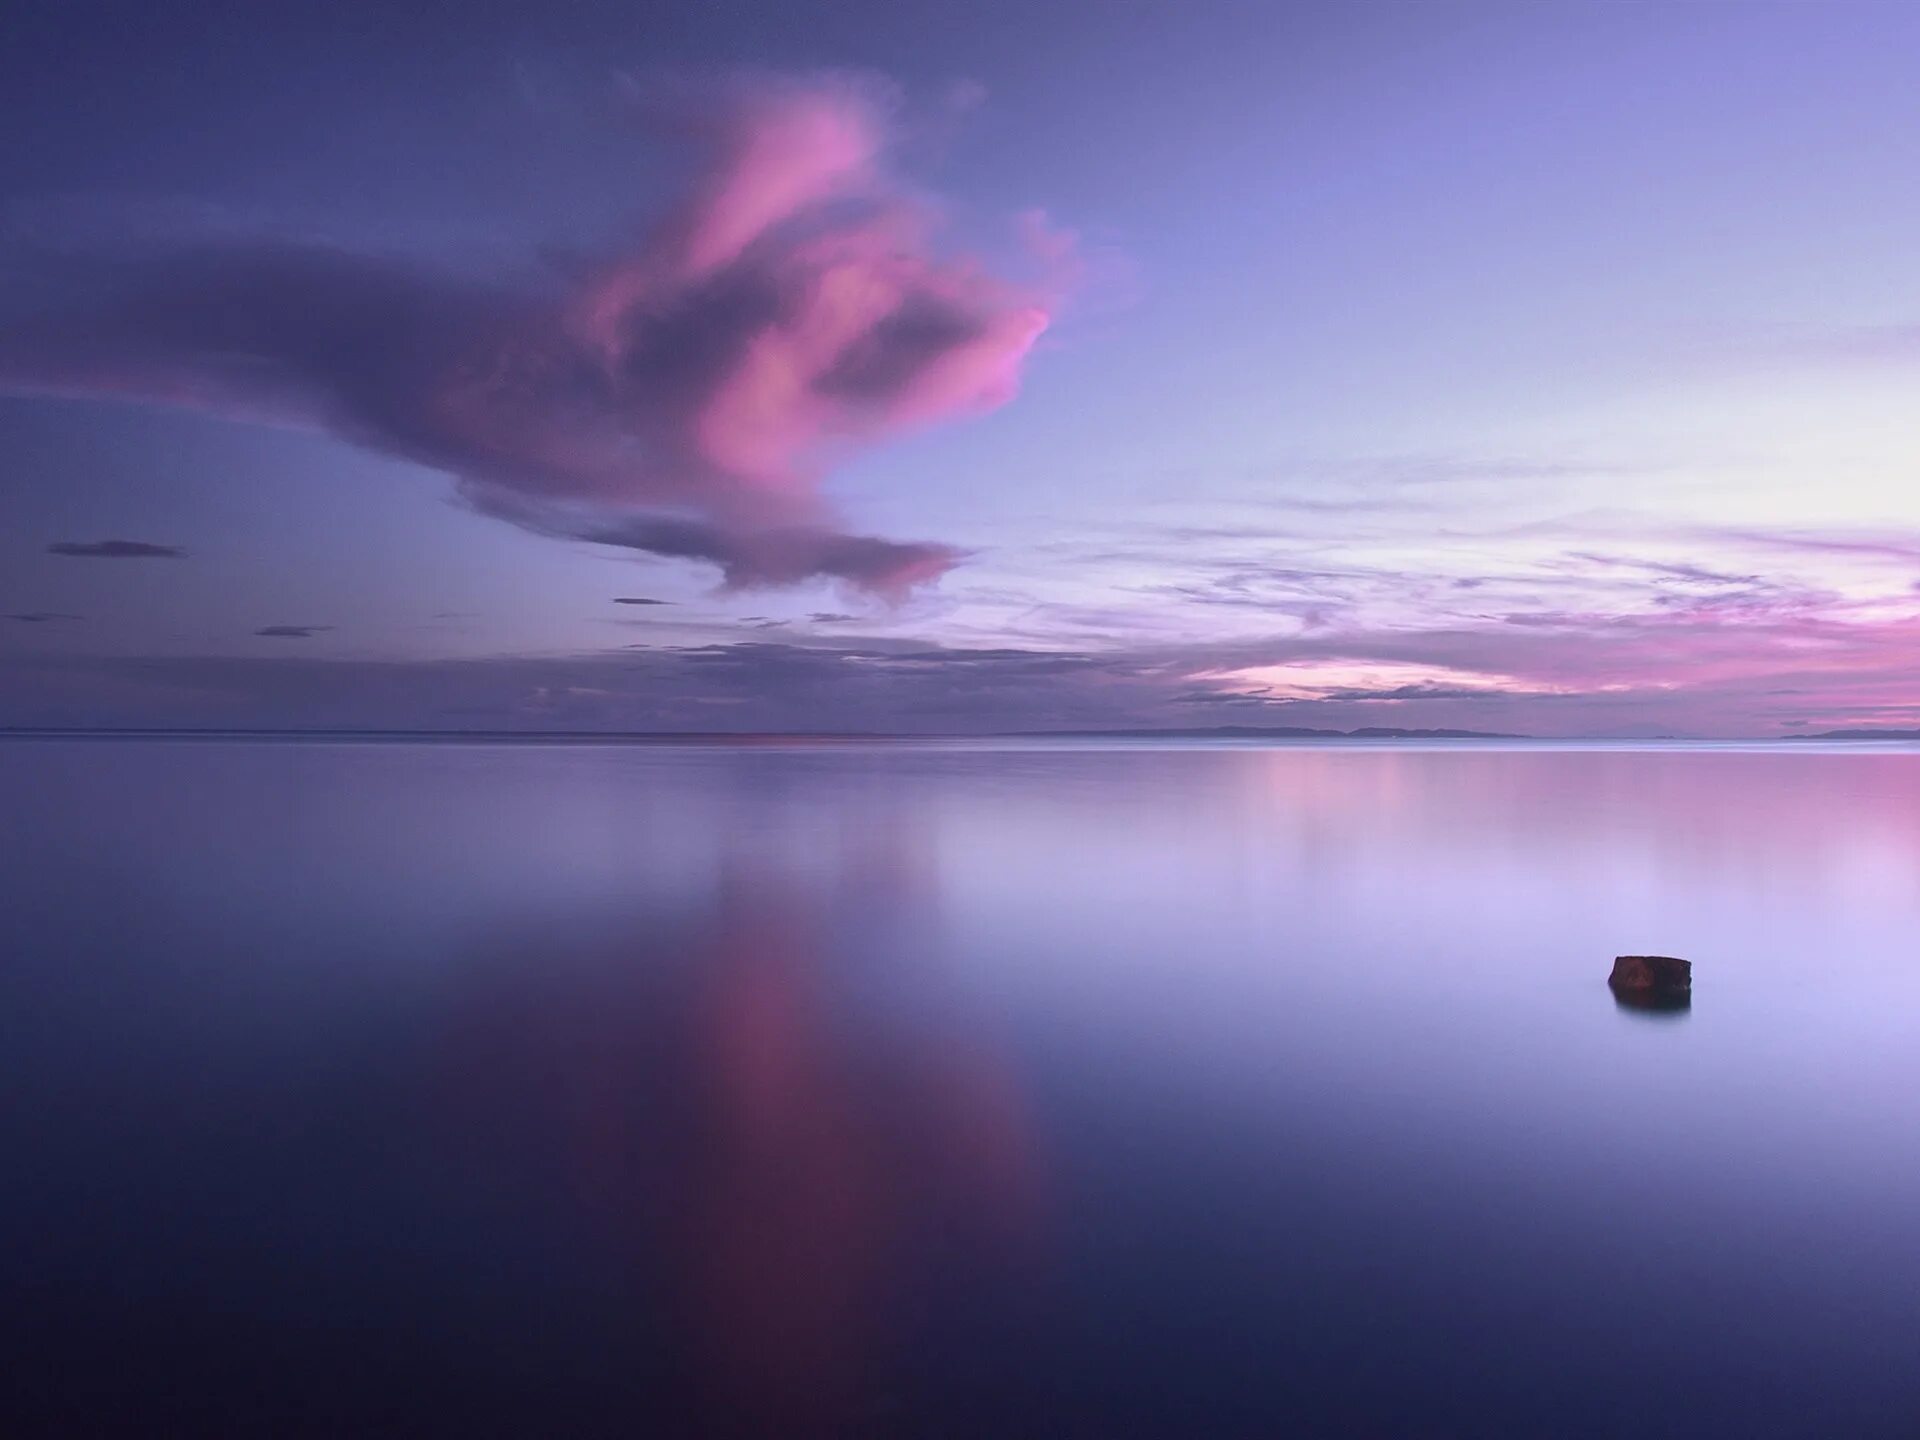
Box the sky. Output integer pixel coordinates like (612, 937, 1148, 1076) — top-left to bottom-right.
(6, 0, 1920, 735)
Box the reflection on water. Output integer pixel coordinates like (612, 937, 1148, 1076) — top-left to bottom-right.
(4, 740, 1920, 1437)
(1612, 987, 1694, 1017)
(433, 861, 1045, 1433)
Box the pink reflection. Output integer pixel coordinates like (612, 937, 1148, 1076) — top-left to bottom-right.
(431, 841, 1046, 1431)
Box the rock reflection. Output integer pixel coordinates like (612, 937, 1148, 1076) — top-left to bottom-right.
(431, 837, 1047, 1434)
(1610, 988, 1693, 1019)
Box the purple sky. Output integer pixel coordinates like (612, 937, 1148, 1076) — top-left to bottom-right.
(6, 0, 1920, 734)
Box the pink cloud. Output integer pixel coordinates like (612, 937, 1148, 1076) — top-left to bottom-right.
(0, 72, 1065, 595)
(1152, 575, 1920, 734)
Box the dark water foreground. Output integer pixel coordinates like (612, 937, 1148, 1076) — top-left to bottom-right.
(4, 738, 1919, 1437)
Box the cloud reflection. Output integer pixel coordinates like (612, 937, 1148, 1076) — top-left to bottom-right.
(430, 834, 1047, 1432)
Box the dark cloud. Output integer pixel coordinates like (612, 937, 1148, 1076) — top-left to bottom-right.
(6, 611, 84, 622)
(613, 596, 671, 606)
(1167, 690, 1275, 707)
(554, 510, 964, 601)
(46, 539, 182, 558)
(1, 73, 1067, 596)
(254, 625, 332, 638)
(0, 641, 1176, 733)
(1313, 682, 1560, 703)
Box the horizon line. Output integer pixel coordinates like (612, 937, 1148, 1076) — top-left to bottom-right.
(5, 725, 1919, 744)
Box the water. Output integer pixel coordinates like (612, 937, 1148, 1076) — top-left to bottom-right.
(4, 738, 1919, 1438)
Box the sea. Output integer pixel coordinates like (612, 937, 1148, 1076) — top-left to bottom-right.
(5, 736, 1919, 1437)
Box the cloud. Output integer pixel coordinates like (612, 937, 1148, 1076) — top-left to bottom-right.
(11, 596, 1920, 736)
(1, 72, 1065, 596)
(254, 625, 331, 638)
(1312, 682, 1542, 702)
(0, 640, 1173, 733)
(5, 611, 83, 622)
(46, 539, 182, 558)
(612, 596, 671, 606)
(562, 512, 963, 600)
(1690, 526, 1920, 567)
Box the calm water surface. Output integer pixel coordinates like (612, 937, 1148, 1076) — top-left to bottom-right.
(5, 739, 1920, 1437)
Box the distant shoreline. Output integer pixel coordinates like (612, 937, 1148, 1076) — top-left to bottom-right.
(6, 726, 1920, 745)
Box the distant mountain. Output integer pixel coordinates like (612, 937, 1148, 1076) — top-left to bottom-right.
(1011, 725, 1525, 740)
(1785, 729, 1920, 741)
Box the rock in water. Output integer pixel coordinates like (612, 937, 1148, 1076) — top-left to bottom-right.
(1609, 954, 1691, 998)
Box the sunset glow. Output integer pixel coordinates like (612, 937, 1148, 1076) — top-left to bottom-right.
(8, 3, 1920, 737)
